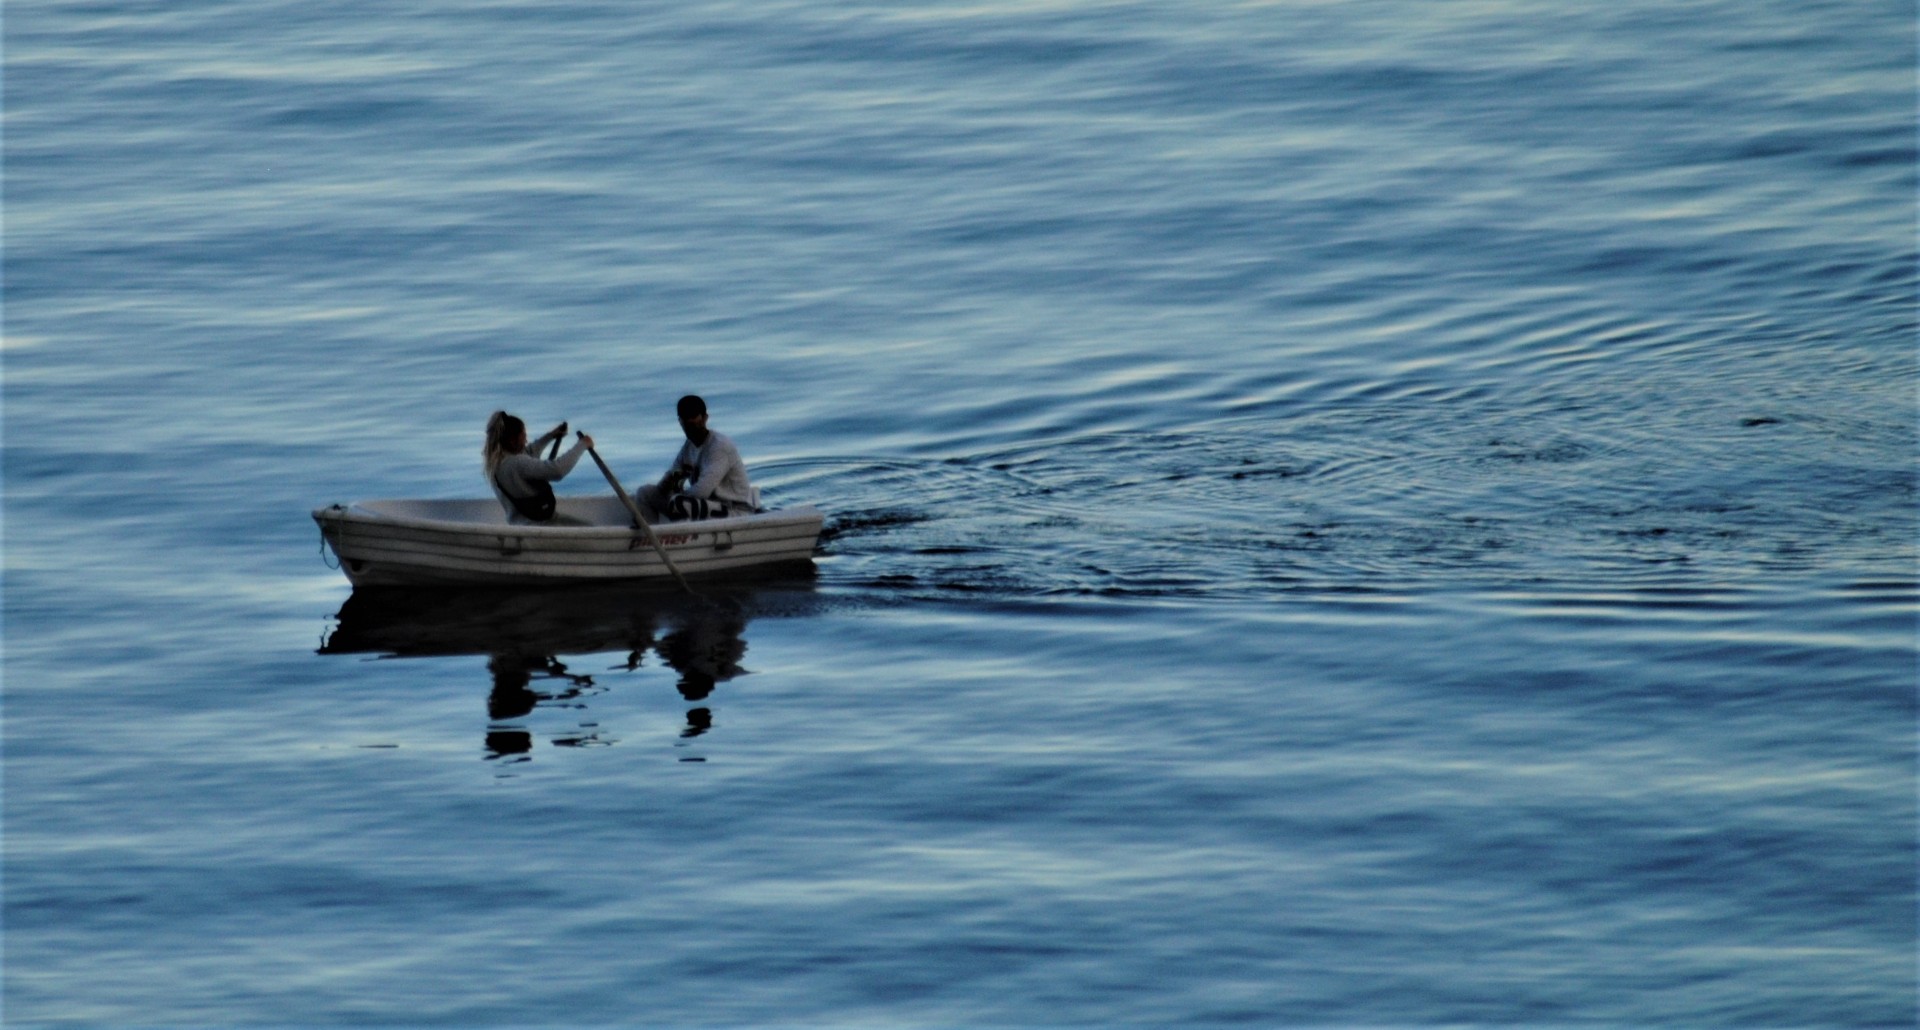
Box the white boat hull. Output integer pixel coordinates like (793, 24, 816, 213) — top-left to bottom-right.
(314, 496, 823, 587)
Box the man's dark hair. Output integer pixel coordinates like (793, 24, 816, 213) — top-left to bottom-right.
(677, 395, 707, 420)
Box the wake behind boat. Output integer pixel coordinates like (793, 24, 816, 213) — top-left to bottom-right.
(314, 495, 823, 587)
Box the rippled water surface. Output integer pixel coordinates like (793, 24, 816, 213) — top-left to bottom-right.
(6, 1, 1915, 1024)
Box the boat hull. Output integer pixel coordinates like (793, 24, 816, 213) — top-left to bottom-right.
(314, 496, 823, 587)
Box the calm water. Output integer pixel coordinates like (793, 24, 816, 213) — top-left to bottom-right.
(5, 0, 1915, 1024)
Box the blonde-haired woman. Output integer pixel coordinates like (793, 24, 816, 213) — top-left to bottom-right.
(483, 411, 593, 524)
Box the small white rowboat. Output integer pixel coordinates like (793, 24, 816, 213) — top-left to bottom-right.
(314, 496, 823, 587)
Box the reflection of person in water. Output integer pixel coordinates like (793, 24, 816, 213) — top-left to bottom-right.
(487, 654, 541, 721)
(484, 653, 597, 760)
(654, 604, 749, 739)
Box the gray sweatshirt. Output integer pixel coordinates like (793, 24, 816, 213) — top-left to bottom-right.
(490, 435, 589, 522)
(665, 430, 756, 511)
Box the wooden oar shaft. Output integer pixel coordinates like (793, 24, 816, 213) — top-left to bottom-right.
(586, 446, 695, 595)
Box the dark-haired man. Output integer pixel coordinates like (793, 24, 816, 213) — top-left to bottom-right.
(635, 395, 759, 522)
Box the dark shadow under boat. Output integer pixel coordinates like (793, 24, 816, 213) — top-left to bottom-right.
(319, 566, 822, 660)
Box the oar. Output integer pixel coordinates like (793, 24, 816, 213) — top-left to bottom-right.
(586, 444, 696, 595)
(547, 422, 566, 460)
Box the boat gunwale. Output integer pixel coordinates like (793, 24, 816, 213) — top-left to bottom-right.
(314, 499, 822, 541)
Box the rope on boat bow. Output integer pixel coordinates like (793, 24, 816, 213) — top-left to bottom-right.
(317, 508, 342, 570)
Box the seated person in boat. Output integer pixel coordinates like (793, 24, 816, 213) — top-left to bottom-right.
(634, 395, 759, 522)
(483, 410, 594, 524)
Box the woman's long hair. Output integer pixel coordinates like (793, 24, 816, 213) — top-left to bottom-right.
(483, 410, 525, 476)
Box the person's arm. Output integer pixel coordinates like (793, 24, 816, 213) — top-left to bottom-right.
(522, 435, 592, 481)
(658, 441, 695, 493)
(530, 422, 567, 455)
(547, 435, 590, 478)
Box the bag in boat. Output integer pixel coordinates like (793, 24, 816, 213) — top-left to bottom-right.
(495, 472, 556, 522)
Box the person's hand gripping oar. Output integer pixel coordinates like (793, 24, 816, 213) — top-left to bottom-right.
(584, 438, 696, 595)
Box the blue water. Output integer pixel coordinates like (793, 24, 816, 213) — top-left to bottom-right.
(5, 0, 1915, 1024)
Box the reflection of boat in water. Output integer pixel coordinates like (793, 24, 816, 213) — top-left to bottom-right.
(320, 577, 814, 760)
(313, 497, 824, 587)
(323, 582, 679, 659)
